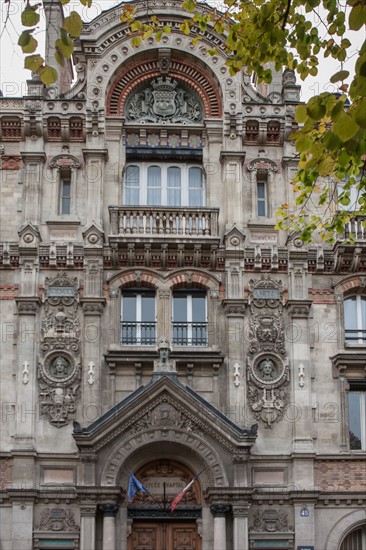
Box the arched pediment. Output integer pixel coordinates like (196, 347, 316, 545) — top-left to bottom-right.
(73, 375, 257, 486)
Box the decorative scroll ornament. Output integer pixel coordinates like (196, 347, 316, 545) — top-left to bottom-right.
(126, 77, 203, 124)
(22, 361, 30, 384)
(247, 276, 289, 428)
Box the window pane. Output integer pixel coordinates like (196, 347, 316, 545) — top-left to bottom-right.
(61, 180, 71, 215)
(192, 294, 206, 322)
(122, 294, 136, 321)
(126, 165, 140, 186)
(141, 294, 155, 322)
(344, 297, 358, 342)
(147, 166, 161, 186)
(167, 167, 181, 188)
(349, 392, 362, 450)
(126, 188, 140, 204)
(147, 166, 161, 205)
(189, 167, 203, 188)
(361, 297, 366, 329)
(257, 181, 266, 199)
(173, 295, 187, 322)
(258, 200, 266, 217)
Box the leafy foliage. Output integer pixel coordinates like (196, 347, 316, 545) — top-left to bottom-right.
(16, 0, 366, 242)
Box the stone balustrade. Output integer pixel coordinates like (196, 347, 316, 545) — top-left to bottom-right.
(109, 206, 219, 237)
(344, 216, 366, 240)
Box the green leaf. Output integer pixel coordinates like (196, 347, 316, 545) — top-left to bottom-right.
(22, 35, 38, 54)
(61, 0, 71, 4)
(64, 11, 83, 38)
(333, 111, 360, 141)
(79, 0, 92, 6)
(295, 133, 313, 153)
(163, 25, 171, 34)
(354, 98, 366, 128)
(295, 105, 308, 123)
(131, 36, 142, 47)
(307, 98, 326, 119)
(330, 70, 350, 83)
(21, 6, 40, 27)
(24, 54, 44, 72)
(318, 156, 334, 176)
(55, 37, 74, 59)
(39, 65, 58, 85)
(349, 5, 366, 30)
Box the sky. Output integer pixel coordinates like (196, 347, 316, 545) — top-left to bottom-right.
(0, 0, 363, 101)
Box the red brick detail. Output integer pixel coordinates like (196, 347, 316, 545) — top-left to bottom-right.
(1, 155, 22, 170)
(316, 460, 366, 492)
(107, 57, 222, 117)
(335, 276, 363, 296)
(0, 285, 19, 300)
(308, 288, 335, 304)
(113, 271, 159, 289)
(0, 458, 12, 489)
(169, 273, 211, 289)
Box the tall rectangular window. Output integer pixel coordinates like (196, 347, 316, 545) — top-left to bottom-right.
(344, 296, 366, 344)
(188, 167, 203, 207)
(121, 290, 156, 345)
(349, 389, 366, 450)
(147, 166, 162, 205)
(60, 178, 71, 215)
(257, 180, 267, 217)
(125, 165, 140, 204)
(172, 291, 207, 346)
(167, 166, 181, 206)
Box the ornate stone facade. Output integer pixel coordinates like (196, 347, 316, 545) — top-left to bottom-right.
(0, 1, 365, 549)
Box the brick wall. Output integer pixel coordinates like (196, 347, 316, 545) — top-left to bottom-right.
(0, 285, 19, 300)
(316, 460, 366, 492)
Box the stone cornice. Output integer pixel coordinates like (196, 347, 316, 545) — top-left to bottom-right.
(285, 299, 312, 318)
(15, 297, 41, 315)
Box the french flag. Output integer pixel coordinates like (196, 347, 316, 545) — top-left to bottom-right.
(170, 469, 203, 512)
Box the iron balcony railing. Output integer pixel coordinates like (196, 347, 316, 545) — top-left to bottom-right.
(109, 206, 219, 237)
(120, 322, 157, 345)
(345, 329, 366, 344)
(172, 322, 208, 346)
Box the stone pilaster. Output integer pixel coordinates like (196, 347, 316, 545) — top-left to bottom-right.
(82, 149, 108, 226)
(210, 504, 230, 550)
(232, 504, 250, 550)
(99, 503, 119, 550)
(21, 152, 46, 225)
(80, 504, 97, 550)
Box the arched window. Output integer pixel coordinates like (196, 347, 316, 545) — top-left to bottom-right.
(125, 165, 140, 205)
(340, 524, 366, 550)
(121, 288, 156, 345)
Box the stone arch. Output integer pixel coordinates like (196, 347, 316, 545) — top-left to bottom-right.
(100, 428, 228, 489)
(106, 51, 223, 117)
(166, 268, 221, 291)
(324, 509, 366, 550)
(333, 274, 366, 297)
(108, 268, 165, 291)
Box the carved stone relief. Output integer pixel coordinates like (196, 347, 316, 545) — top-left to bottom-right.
(125, 77, 203, 124)
(38, 272, 82, 427)
(247, 276, 289, 428)
(36, 508, 79, 532)
(250, 508, 293, 532)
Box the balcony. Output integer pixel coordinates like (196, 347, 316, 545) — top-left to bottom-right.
(172, 322, 208, 346)
(344, 216, 366, 240)
(120, 321, 157, 346)
(109, 206, 219, 238)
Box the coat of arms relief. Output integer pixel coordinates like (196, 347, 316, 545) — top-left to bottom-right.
(126, 77, 203, 124)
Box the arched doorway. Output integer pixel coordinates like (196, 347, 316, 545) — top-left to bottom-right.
(127, 459, 202, 550)
(340, 524, 366, 550)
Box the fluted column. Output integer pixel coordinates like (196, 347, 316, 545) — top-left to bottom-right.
(210, 504, 230, 550)
(99, 504, 119, 550)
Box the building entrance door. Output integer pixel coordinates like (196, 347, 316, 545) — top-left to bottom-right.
(128, 521, 201, 550)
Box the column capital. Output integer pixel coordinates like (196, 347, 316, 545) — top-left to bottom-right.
(232, 504, 250, 517)
(15, 297, 41, 315)
(286, 299, 312, 318)
(98, 503, 119, 517)
(210, 504, 231, 517)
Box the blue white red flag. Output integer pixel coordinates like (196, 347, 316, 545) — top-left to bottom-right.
(171, 469, 203, 512)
